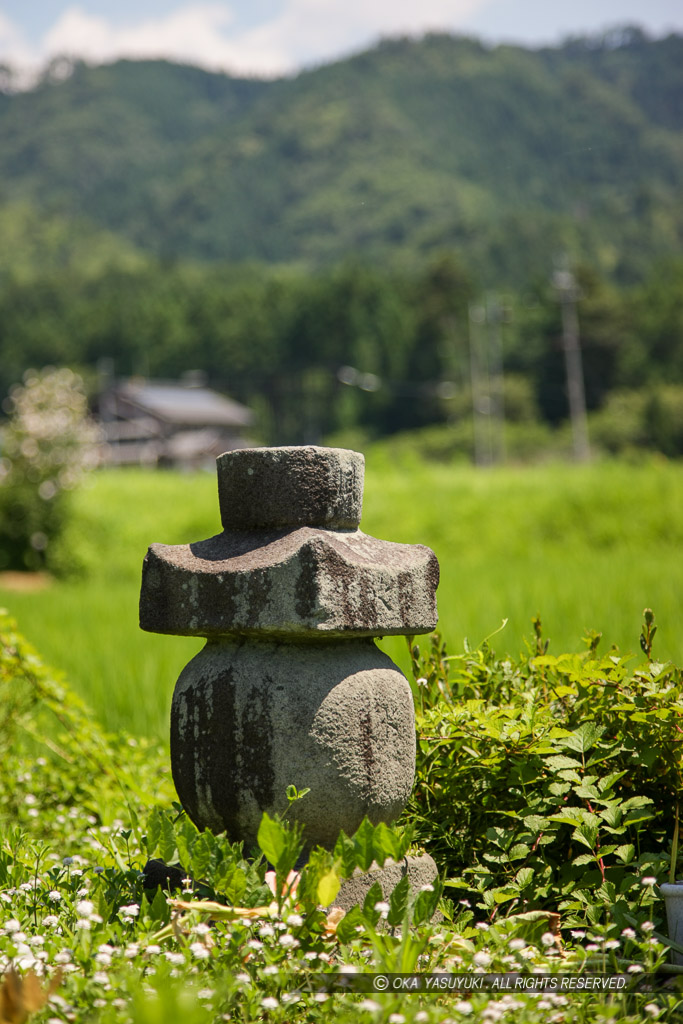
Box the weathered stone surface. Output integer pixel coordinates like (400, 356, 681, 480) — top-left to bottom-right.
(170, 638, 416, 850)
(332, 854, 439, 914)
(140, 527, 439, 638)
(217, 446, 364, 530)
(140, 444, 440, 853)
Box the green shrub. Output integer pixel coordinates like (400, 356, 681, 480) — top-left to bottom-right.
(405, 612, 682, 933)
(0, 367, 99, 573)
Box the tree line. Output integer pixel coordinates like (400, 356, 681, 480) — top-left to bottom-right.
(1, 253, 682, 453)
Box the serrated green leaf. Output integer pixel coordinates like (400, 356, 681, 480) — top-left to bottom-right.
(175, 816, 199, 870)
(257, 813, 287, 868)
(514, 867, 534, 889)
(574, 784, 600, 799)
(491, 888, 518, 904)
(145, 807, 162, 858)
(362, 880, 384, 918)
(387, 874, 411, 927)
(333, 832, 357, 878)
(509, 843, 531, 861)
(614, 844, 636, 864)
(213, 861, 247, 902)
(599, 803, 622, 828)
(545, 755, 583, 771)
(158, 813, 177, 864)
(317, 869, 341, 908)
(353, 818, 377, 873)
(150, 885, 170, 923)
(621, 796, 654, 811)
(335, 905, 364, 944)
(597, 771, 627, 793)
(372, 822, 403, 866)
(549, 782, 572, 796)
(561, 722, 604, 754)
(523, 815, 547, 832)
(573, 822, 599, 849)
(190, 831, 214, 881)
(413, 881, 441, 925)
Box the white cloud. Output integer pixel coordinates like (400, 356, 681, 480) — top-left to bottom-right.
(0, 11, 37, 68)
(0, 0, 485, 81)
(43, 4, 242, 68)
(232, 0, 483, 73)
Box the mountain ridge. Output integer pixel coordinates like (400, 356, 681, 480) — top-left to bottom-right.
(0, 28, 681, 283)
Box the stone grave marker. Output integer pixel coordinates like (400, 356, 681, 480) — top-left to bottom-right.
(140, 445, 440, 903)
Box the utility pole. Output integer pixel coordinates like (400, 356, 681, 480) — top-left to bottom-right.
(468, 303, 490, 467)
(468, 297, 508, 467)
(486, 293, 506, 465)
(553, 267, 590, 462)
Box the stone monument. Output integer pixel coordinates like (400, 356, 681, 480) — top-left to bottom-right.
(139, 446, 439, 894)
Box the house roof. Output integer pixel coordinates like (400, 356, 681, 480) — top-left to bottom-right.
(117, 381, 254, 428)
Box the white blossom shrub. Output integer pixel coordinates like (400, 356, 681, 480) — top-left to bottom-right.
(0, 367, 100, 571)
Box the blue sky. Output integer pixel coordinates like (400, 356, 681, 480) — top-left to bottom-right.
(1, 1, 682, 79)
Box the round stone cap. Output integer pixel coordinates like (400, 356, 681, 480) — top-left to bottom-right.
(217, 446, 364, 530)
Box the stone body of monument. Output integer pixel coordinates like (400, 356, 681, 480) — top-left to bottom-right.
(139, 445, 439, 898)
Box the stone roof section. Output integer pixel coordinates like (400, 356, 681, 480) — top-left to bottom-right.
(140, 526, 439, 639)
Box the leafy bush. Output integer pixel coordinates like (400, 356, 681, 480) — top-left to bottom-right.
(0, 367, 100, 573)
(405, 613, 682, 934)
(589, 386, 683, 457)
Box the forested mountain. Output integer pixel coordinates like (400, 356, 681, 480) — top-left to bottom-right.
(0, 27, 681, 284)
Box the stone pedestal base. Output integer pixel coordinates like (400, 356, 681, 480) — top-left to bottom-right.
(333, 853, 440, 914)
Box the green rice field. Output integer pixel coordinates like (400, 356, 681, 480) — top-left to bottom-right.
(2, 453, 682, 743)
